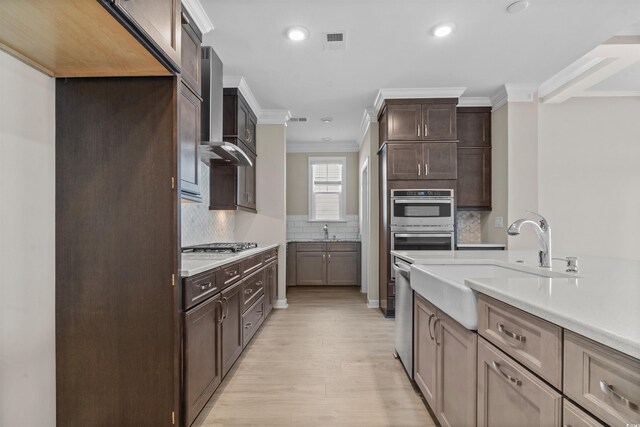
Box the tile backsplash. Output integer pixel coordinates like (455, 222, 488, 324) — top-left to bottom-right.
(287, 215, 359, 241)
(457, 211, 481, 244)
(181, 163, 235, 247)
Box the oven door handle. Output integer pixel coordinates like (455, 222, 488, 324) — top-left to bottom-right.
(394, 233, 454, 238)
(393, 199, 452, 204)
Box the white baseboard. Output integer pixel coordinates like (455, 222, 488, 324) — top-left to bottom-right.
(367, 299, 380, 309)
(274, 298, 288, 309)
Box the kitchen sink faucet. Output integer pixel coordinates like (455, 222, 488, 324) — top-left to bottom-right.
(507, 211, 552, 268)
(323, 224, 329, 240)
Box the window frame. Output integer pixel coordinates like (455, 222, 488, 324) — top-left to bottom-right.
(308, 156, 347, 223)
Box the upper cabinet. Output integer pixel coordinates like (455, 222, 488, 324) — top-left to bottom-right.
(456, 107, 492, 210)
(387, 143, 457, 181)
(457, 108, 491, 147)
(0, 1, 180, 77)
(223, 88, 258, 155)
(180, 9, 202, 96)
(382, 100, 457, 142)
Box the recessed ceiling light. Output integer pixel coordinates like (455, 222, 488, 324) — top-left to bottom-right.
(321, 117, 333, 123)
(507, 0, 529, 14)
(321, 137, 333, 142)
(286, 26, 309, 41)
(432, 23, 455, 38)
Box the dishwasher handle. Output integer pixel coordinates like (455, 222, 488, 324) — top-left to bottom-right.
(393, 260, 412, 278)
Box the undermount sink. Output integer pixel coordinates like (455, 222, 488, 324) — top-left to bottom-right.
(410, 264, 573, 330)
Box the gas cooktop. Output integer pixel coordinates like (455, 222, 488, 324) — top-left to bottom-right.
(181, 242, 258, 254)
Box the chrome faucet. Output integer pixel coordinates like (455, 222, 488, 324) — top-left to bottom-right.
(507, 211, 552, 268)
(323, 224, 329, 240)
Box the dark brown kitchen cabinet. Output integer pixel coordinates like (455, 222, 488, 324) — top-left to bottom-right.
(290, 242, 360, 286)
(242, 296, 265, 348)
(209, 142, 257, 212)
(184, 294, 222, 427)
(237, 148, 257, 211)
(383, 100, 457, 142)
(221, 281, 243, 376)
(296, 252, 327, 285)
(457, 148, 491, 209)
(477, 337, 562, 427)
(327, 252, 359, 286)
(264, 260, 278, 316)
(387, 142, 457, 180)
(457, 108, 491, 147)
(179, 82, 203, 202)
(223, 88, 258, 155)
(180, 8, 201, 97)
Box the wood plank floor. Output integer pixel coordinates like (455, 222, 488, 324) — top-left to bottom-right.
(193, 286, 436, 427)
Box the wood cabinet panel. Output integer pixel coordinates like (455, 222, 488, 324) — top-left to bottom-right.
(327, 242, 360, 252)
(242, 269, 265, 313)
(422, 143, 457, 180)
(217, 262, 241, 288)
(423, 103, 457, 141)
(414, 294, 438, 410)
(264, 261, 277, 316)
(477, 337, 562, 427)
(457, 109, 491, 147)
(221, 282, 243, 376)
(242, 296, 265, 348)
(387, 104, 421, 140)
(387, 143, 422, 180)
(564, 331, 640, 426)
(457, 148, 491, 209)
(184, 294, 222, 426)
(241, 253, 264, 277)
(564, 400, 606, 427)
(296, 252, 327, 285)
(179, 82, 202, 201)
(183, 268, 219, 311)
(180, 9, 201, 96)
(478, 294, 562, 389)
(327, 252, 359, 286)
(296, 242, 327, 252)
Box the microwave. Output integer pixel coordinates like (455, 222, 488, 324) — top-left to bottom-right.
(390, 189, 455, 229)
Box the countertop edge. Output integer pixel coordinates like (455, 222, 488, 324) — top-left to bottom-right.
(180, 243, 280, 277)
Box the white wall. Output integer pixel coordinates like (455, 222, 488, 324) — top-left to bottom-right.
(0, 51, 56, 426)
(235, 124, 288, 306)
(538, 97, 640, 260)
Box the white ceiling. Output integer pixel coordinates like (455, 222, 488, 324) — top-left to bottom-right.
(201, 0, 640, 147)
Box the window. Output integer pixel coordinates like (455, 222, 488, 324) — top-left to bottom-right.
(308, 157, 346, 222)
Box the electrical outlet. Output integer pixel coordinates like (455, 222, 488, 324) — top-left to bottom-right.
(495, 216, 504, 228)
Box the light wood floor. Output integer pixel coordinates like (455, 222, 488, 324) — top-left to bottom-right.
(193, 286, 436, 427)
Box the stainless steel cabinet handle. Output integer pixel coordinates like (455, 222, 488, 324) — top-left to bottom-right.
(424, 124, 428, 138)
(328, 254, 331, 263)
(600, 380, 639, 412)
(492, 361, 522, 386)
(244, 288, 254, 295)
(222, 296, 229, 320)
(427, 313, 435, 340)
(217, 300, 224, 323)
(433, 317, 441, 345)
(497, 323, 526, 344)
(256, 281, 263, 286)
(323, 254, 326, 263)
(244, 322, 253, 329)
(417, 125, 420, 137)
(424, 163, 428, 176)
(199, 282, 213, 290)
(181, 11, 190, 25)
(417, 163, 421, 176)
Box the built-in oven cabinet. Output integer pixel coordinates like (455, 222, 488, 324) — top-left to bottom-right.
(387, 142, 457, 181)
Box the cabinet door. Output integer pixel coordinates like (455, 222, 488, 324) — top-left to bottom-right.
(422, 103, 457, 141)
(387, 143, 422, 180)
(237, 100, 249, 145)
(435, 310, 477, 427)
(263, 264, 273, 316)
(180, 11, 201, 96)
(179, 83, 202, 200)
(422, 143, 457, 180)
(271, 262, 278, 308)
(184, 294, 222, 426)
(236, 163, 248, 208)
(457, 148, 491, 208)
(246, 114, 257, 154)
(221, 282, 243, 376)
(295, 252, 326, 285)
(457, 110, 490, 147)
(112, 0, 181, 69)
(387, 104, 421, 140)
(414, 294, 438, 410)
(477, 338, 562, 427)
(246, 159, 256, 210)
(327, 252, 359, 286)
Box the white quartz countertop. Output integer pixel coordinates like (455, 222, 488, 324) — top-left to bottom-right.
(180, 244, 279, 277)
(391, 249, 640, 359)
(457, 243, 506, 249)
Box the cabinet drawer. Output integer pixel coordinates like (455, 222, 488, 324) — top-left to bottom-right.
(242, 269, 265, 313)
(241, 253, 263, 276)
(327, 242, 359, 252)
(477, 337, 562, 427)
(296, 242, 326, 252)
(563, 400, 605, 427)
(477, 294, 562, 389)
(183, 269, 219, 310)
(242, 296, 265, 348)
(263, 248, 278, 264)
(564, 331, 640, 426)
(217, 262, 241, 287)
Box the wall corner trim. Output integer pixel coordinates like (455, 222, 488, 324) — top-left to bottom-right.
(357, 107, 377, 149)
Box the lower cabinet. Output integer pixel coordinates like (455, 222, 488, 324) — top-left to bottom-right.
(264, 261, 278, 316)
(414, 293, 477, 427)
(563, 400, 606, 427)
(296, 251, 326, 285)
(242, 295, 265, 348)
(290, 242, 360, 286)
(327, 252, 359, 285)
(477, 337, 562, 427)
(221, 281, 243, 376)
(184, 294, 222, 426)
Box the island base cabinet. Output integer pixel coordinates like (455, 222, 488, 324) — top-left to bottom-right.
(477, 337, 562, 427)
(221, 281, 243, 376)
(563, 400, 606, 427)
(414, 295, 438, 409)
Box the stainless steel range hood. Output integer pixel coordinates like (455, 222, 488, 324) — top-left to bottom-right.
(200, 47, 253, 167)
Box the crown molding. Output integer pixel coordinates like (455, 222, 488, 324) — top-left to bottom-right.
(504, 84, 538, 102)
(357, 107, 377, 149)
(182, 0, 214, 34)
(287, 141, 359, 153)
(490, 86, 508, 111)
(259, 109, 291, 126)
(374, 87, 467, 113)
(538, 57, 606, 99)
(223, 76, 262, 118)
(457, 97, 492, 107)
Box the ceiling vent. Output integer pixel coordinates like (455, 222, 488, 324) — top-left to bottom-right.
(322, 31, 347, 50)
(289, 117, 308, 123)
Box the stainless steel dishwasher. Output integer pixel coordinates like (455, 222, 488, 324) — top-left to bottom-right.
(393, 258, 413, 378)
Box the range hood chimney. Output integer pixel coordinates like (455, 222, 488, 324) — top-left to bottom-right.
(201, 47, 252, 167)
